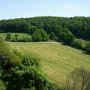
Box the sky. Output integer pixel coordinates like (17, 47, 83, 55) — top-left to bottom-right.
(0, 0, 90, 19)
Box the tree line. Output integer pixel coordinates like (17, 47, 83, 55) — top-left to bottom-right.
(0, 16, 90, 40)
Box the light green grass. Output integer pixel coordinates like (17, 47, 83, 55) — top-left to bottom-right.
(0, 33, 31, 40)
(8, 42, 90, 86)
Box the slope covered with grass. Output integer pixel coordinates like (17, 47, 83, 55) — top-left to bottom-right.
(9, 42, 90, 86)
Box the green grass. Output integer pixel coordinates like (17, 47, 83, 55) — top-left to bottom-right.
(8, 42, 90, 86)
(0, 33, 31, 40)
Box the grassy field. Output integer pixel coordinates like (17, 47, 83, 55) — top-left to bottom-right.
(0, 33, 31, 40)
(9, 42, 90, 86)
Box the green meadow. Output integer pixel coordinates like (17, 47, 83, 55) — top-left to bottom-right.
(9, 42, 90, 86)
(0, 33, 31, 40)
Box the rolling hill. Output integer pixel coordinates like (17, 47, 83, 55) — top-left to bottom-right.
(9, 42, 90, 86)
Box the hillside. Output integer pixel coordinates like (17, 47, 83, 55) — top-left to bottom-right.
(9, 42, 90, 86)
(1, 16, 90, 54)
(0, 17, 90, 40)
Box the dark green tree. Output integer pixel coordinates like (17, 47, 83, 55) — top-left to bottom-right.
(40, 29, 49, 41)
(32, 30, 42, 42)
(58, 28, 75, 45)
(49, 32, 56, 40)
(32, 29, 49, 42)
(5, 33, 11, 41)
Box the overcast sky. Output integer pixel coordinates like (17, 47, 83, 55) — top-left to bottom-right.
(0, 0, 90, 19)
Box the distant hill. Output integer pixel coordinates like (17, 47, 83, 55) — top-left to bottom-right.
(0, 16, 90, 40)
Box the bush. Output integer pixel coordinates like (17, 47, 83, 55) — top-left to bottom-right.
(0, 56, 48, 90)
(18, 37, 31, 42)
(0, 80, 6, 90)
(58, 28, 75, 45)
(1, 66, 63, 90)
(5, 32, 11, 41)
(22, 55, 40, 68)
(0, 39, 13, 70)
(85, 42, 90, 54)
(32, 29, 49, 42)
(11, 34, 19, 42)
(66, 67, 90, 90)
(73, 39, 86, 50)
(11, 34, 32, 42)
(0, 39, 21, 70)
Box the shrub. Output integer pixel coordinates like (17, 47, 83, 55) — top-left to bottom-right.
(0, 39, 13, 70)
(11, 34, 19, 42)
(22, 55, 40, 68)
(58, 28, 75, 45)
(73, 39, 86, 50)
(5, 32, 11, 41)
(66, 67, 90, 90)
(1, 57, 48, 90)
(85, 42, 90, 54)
(18, 37, 31, 42)
(32, 29, 49, 42)
(0, 39, 21, 70)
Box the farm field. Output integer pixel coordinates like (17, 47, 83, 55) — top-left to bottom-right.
(8, 42, 90, 86)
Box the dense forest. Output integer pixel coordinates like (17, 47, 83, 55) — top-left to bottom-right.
(0, 16, 90, 53)
(0, 16, 90, 39)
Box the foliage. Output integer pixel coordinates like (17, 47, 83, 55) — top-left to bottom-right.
(0, 54, 61, 90)
(11, 34, 18, 42)
(1, 65, 48, 90)
(66, 67, 90, 90)
(32, 29, 49, 42)
(72, 39, 86, 50)
(0, 33, 32, 42)
(3, 33, 32, 42)
(32, 29, 42, 41)
(21, 55, 40, 68)
(58, 28, 75, 45)
(5, 32, 11, 41)
(11, 37, 31, 42)
(0, 39, 14, 70)
(49, 32, 56, 40)
(85, 42, 90, 54)
(0, 16, 90, 40)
